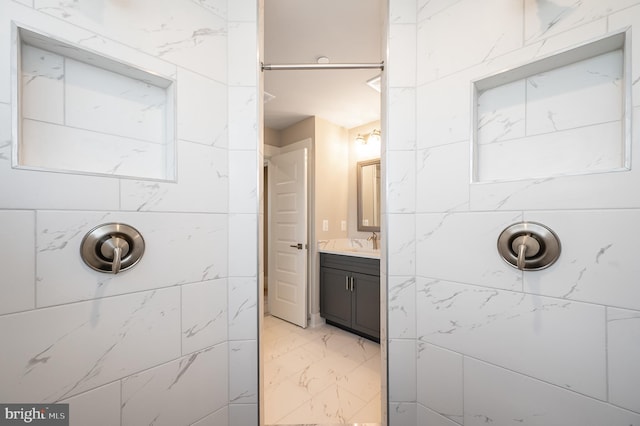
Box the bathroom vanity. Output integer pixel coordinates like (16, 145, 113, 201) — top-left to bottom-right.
(319, 252, 380, 342)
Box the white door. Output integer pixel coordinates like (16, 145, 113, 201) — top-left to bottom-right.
(268, 148, 308, 328)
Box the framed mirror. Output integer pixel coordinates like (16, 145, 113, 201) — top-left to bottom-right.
(357, 159, 381, 232)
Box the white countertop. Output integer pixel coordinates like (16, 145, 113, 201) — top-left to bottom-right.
(318, 247, 380, 259)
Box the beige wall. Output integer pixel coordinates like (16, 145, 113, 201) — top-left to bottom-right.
(264, 126, 281, 147)
(281, 116, 315, 147)
(314, 117, 349, 241)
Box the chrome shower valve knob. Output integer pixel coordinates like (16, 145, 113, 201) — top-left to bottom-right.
(80, 223, 145, 274)
(497, 222, 560, 271)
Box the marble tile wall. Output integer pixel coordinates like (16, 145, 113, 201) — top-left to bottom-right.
(387, 0, 640, 424)
(19, 30, 174, 180)
(0, 1, 259, 426)
(475, 49, 625, 182)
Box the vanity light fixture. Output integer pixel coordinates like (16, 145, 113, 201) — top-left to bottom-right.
(368, 129, 381, 144)
(356, 129, 381, 145)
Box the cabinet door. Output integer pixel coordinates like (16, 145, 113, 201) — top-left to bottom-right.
(351, 272, 380, 340)
(320, 267, 352, 329)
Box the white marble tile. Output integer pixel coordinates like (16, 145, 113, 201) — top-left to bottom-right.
(36, 211, 228, 306)
(228, 22, 257, 86)
(34, 0, 228, 81)
(263, 345, 322, 389)
(0, 103, 120, 210)
(388, 23, 416, 87)
(417, 405, 461, 426)
(389, 402, 416, 425)
(386, 213, 415, 276)
(388, 276, 416, 339)
(264, 377, 312, 423)
(229, 150, 258, 213)
(417, 0, 459, 20)
(194, 0, 227, 20)
(278, 384, 368, 425)
(229, 213, 258, 277)
(349, 391, 382, 423)
(339, 356, 381, 403)
(65, 58, 167, 144)
(120, 141, 228, 213)
(228, 86, 258, 151)
(20, 44, 64, 124)
(121, 344, 228, 426)
(190, 406, 228, 426)
(526, 51, 622, 137)
(607, 307, 640, 413)
(387, 87, 417, 150)
(182, 279, 228, 354)
(228, 277, 258, 340)
(228, 0, 256, 22)
(229, 340, 257, 404)
(469, 158, 640, 212)
(464, 357, 640, 426)
(1, 2, 177, 103)
(390, 0, 417, 24)
(417, 279, 607, 399)
(388, 339, 416, 402)
(417, 343, 463, 424)
(416, 71, 472, 148)
(21, 119, 167, 179)
(0, 210, 35, 315)
(416, 142, 470, 213)
(387, 150, 416, 213)
(524, 0, 639, 44)
(14, 0, 33, 6)
(228, 404, 257, 426)
(61, 382, 120, 426)
(0, 287, 181, 402)
(476, 80, 526, 145)
(477, 121, 623, 182)
(523, 210, 640, 311)
(528, 19, 607, 58)
(177, 67, 227, 147)
(417, 0, 523, 84)
(415, 212, 523, 291)
(610, 4, 640, 106)
(263, 317, 381, 424)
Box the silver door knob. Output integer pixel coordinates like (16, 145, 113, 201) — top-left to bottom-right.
(497, 222, 560, 271)
(80, 223, 144, 274)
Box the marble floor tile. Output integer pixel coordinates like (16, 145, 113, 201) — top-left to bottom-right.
(263, 315, 382, 425)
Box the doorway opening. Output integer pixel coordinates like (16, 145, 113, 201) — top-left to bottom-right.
(259, 1, 387, 425)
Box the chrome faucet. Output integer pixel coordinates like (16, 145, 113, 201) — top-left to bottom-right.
(367, 232, 378, 250)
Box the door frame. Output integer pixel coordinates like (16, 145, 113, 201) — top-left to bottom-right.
(257, 5, 388, 426)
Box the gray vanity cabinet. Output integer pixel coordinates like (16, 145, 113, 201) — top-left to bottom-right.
(319, 253, 380, 342)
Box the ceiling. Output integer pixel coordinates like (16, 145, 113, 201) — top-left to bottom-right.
(263, 0, 383, 130)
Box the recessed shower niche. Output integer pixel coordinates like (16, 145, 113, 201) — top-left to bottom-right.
(12, 25, 176, 181)
(472, 30, 630, 183)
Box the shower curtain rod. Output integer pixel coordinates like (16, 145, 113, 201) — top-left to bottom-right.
(261, 61, 384, 71)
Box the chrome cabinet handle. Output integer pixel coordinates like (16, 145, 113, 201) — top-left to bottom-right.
(350, 276, 355, 292)
(345, 276, 350, 291)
